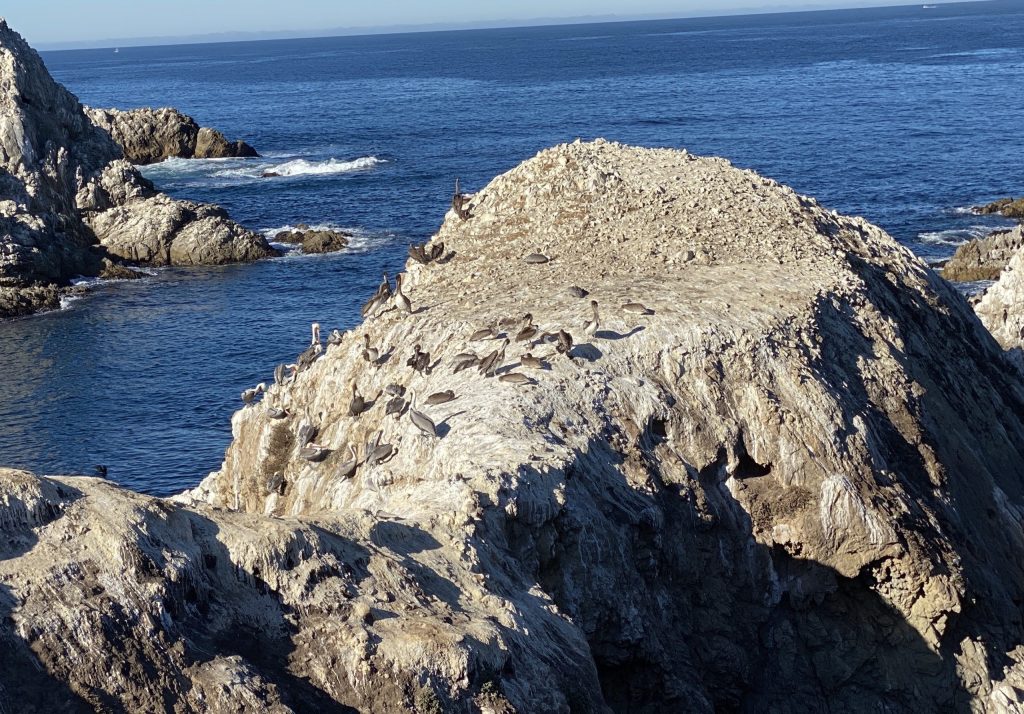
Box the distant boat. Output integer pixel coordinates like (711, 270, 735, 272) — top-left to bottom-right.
(114, 48, 119, 53)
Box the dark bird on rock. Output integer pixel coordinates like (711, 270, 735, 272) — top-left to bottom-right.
(297, 422, 318, 447)
(515, 323, 539, 343)
(452, 178, 471, 220)
(499, 372, 533, 385)
(583, 301, 600, 337)
(622, 302, 654, 315)
(385, 396, 407, 419)
(365, 431, 394, 466)
(568, 285, 589, 298)
(362, 334, 379, 364)
(296, 322, 324, 372)
(385, 383, 406, 397)
(336, 445, 358, 479)
(478, 338, 510, 377)
(469, 326, 497, 342)
(348, 384, 367, 417)
(361, 273, 392, 318)
(241, 382, 266, 404)
(429, 242, 445, 262)
(299, 443, 329, 462)
(407, 344, 431, 374)
(407, 390, 439, 437)
(267, 405, 289, 419)
(409, 244, 429, 265)
(426, 390, 456, 405)
(524, 253, 549, 264)
(394, 273, 412, 314)
(556, 330, 573, 355)
(93, 465, 108, 479)
(328, 329, 345, 346)
(520, 353, 544, 369)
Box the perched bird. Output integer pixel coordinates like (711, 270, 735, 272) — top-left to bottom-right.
(296, 323, 323, 372)
(328, 329, 345, 346)
(515, 323, 539, 343)
(385, 395, 407, 419)
(524, 253, 550, 264)
(498, 314, 530, 331)
(241, 382, 266, 404)
(384, 383, 406, 397)
(583, 301, 600, 337)
(336, 445, 358, 479)
(407, 390, 438, 438)
(93, 465, 108, 479)
(365, 432, 394, 466)
(362, 334, 379, 364)
(499, 372, 533, 385)
(622, 302, 654, 316)
(299, 443, 329, 462)
(297, 422, 318, 447)
(266, 405, 289, 419)
(428, 242, 445, 262)
(408, 244, 429, 265)
(394, 273, 412, 314)
(407, 344, 431, 374)
(274, 363, 286, 386)
(568, 285, 589, 298)
(426, 390, 456, 405)
(478, 338, 510, 377)
(348, 384, 367, 417)
(452, 178, 471, 220)
(469, 326, 497, 342)
(361, 273, 392, 318)
(452, 354, 479, 374)
(520, 353, 544, 370)
(555, 330, 573, 355)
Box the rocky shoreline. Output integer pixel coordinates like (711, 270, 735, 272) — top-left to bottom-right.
(4, 138, 1024, 711)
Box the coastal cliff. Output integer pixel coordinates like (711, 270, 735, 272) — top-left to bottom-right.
(975, 242, 1024, 366)
(0, 19, 276, 318)
(942, 224, 1024, 282)
(5, 140, 1024, 712)
(86, 106, 259, 164)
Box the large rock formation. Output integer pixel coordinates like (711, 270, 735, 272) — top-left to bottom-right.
(975, 243, 1024, 367)
(976, 196, 1024, 220)
(4, 140, 1024, 712)
(86, 107, 259, 165)
(942, 224, 1024, 282)
(0, 19, 276, 318)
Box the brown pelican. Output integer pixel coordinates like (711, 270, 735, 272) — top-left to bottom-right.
(336, 445, 358, 479)
(409, 244, 429, 265)
(478, 338, 509, 377)
(428, 242, 445, 262)
(407, 390, 438, 438)
(453, 354, 479, 374)
(328, 329, 345, 346)
(524, 253, 550, 264)
(520, 353, 544, 370)
(296, 322, 323, 372)
(426, 390, 456, 405)
(555, 329, 573, 355)
(384, 383, 406, 397)
(515, 323, 539, 343)
(365, 431, 394, 466)
(274, 363, 286, 385)
(499, 372, 533, 385)
(394, 273, 412, 314)
(568, 285, 589, 298)
(583, 301, 600, 337)
(469, 326, 497, 341)
(498, 314, 531, 330)
(241, 382, 266, 404)
(297, 422, 318, 446)
(362, 334, 379, 364)
(452, 178, 471, 220)
(361, 273, 392, 318)
(407, 344, 430, 374)
(622, 302, 654, 315)
(267, 404, 289, 419)
(348, 384, 367, 417)
(385, 395, 407, 419)
(299, 443, 329, 462)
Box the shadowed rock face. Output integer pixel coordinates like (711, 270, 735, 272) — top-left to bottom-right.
(943, 225, 1024, 282)
(0, 19, 276, 318)
(5, 141, 1024, 712)
(975, 242, 1024, 368)
(86, 107, 260, 165)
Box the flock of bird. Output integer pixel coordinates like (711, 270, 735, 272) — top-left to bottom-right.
(238, 210, 655, 491)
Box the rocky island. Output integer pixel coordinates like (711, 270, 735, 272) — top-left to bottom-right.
(0, 20, 276, 318)
(3, 138, 1024, 712)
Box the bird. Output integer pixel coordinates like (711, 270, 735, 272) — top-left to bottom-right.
(328, 329, 345, 346)
(426, 390, 456, 405)
(452, 178, 471, 220)
(498, 314, 530, 331)
(520, 353, 544, 369)
(241, 382, 266, 404)
(407, 390, 438, 438)
(583, 301, 600, 337)
(556, 330, 573, 354)
(515, 323, 539, 343)
(452, 354, 479, 373)
(274, 363, 286, 385)
(362, 334, 379, 364)
(267, 405, 288, 419)
(499, 372, 533, 385)
(93, 465, 108, 479)
(622, 302, 654, 315)
(299, 443, 329, 462)
(296, 323, 323, 372)
(361, 273, 392, 318)
(524, 253, 550, 264)
(478, 338, 509, 377)
(348, 384, 367, 417)
(297, 422, 318, 447)
(407, 344, 431, 374)
(365, 432, 394, 466)
(428, 242, 445, 262)
(568, 285, 589, 298)
(385, 395, 407, 419)
(336, 445, 358, 479)
(469, 326, 497, 341)
(408, 244, 429, 265)
(394, 273, 412, 314)
(384, 383, 406, 397)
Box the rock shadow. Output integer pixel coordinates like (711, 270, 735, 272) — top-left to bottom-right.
(369, 521, 465, 613)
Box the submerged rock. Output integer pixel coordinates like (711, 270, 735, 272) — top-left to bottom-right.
(86, 106, 260, 164)
(942, 224, 1024, 282)
(4, 140, 1024, 711)
(0, 19, 276, 319)
(273, 227, 351, 254)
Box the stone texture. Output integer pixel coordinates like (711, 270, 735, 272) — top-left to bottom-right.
(976, 197, 1024, 220)
(273, 227, 351, 254)
(5, 141, 1024, 711)
(86, 107, 259, 164)
(0, 19, 276, 318)
(942, 225, 1024, 282)
(975, 243, 1024, 367)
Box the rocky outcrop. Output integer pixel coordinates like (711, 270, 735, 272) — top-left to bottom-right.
(976, 196, 1024, 220)
(272, 226, 351, 254)
(975, 244, 1024, 366)
(86, 107, 259, 164)
(0, 19, 276, 318)
(5, 140, 1024, 712)
(942, 224, 1024, 282)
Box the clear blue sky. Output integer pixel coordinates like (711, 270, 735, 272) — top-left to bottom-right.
(4, 0, 976, 48)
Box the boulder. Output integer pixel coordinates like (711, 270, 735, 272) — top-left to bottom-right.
(5, 141, 1024, 711)
(86, 107, 259, 164)
(975, 197, 1024, 220)
(942, 224, 1024, 282)
(0, 20, 276, 319)
(273, 227, 351, 254)
(975, 243, 1024, 367)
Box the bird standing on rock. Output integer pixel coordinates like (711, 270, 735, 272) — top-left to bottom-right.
(296, 323, 323, 372)
(622, 302, 654, 316)
(478, 338, 510, 377)
(241, 382, 266, 404)
(362, 334, 379, 364)
(520, 353, 544, 369)
(407, 390, 439, 438)
(407, 344, 431, 374)
(336, 445, 358, 479)
(583, 301, 601, 337)
(394, 273, 412, 314)
(361, 273, 392, 318)
(348, 384, 367, 417)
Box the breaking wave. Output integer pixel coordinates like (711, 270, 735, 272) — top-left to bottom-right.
(214, 156, 385, 179)
(917, 224, 995, 247)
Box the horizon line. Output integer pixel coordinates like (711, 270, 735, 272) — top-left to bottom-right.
(33, 0, 993, 52)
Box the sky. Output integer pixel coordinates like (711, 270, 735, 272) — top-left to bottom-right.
(3, 0, 981, 49)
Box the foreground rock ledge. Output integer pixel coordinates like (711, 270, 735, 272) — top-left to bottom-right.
(6, 141, 1024, 712)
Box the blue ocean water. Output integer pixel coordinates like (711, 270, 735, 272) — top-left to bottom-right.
(1, 1, 1023, 495)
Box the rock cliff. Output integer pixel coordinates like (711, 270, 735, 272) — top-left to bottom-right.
(86, 106, 259, 164)
(0, 19, 275, 318)
(942, 224, 1024, 282)
(975, 243, 1024, 367)
(4, 140, 1024, 712)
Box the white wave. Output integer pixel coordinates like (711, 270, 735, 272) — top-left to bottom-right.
(917, 224, 995, 247)
(214, 156, 385, 180)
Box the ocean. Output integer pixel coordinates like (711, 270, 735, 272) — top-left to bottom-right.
(1, 1, 1022, 495)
